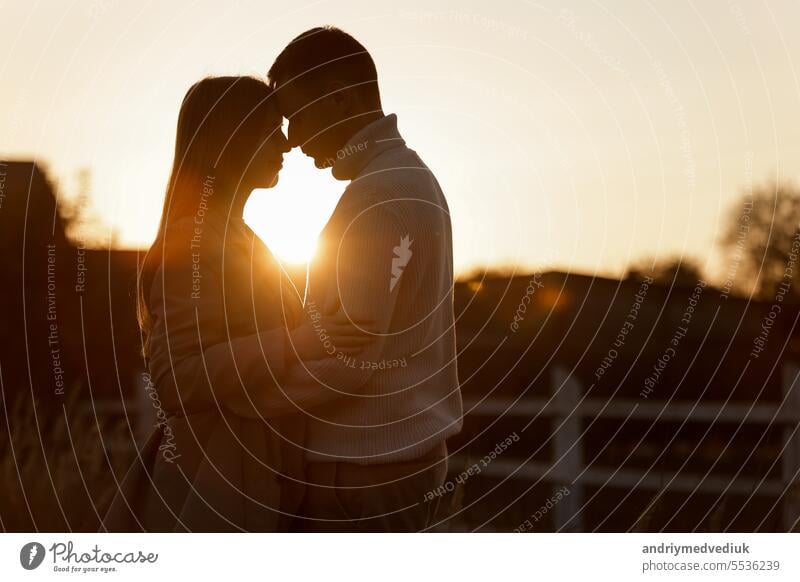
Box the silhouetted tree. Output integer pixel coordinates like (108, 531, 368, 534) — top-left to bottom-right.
(720, 182, 800, 299)
(627, 256, 705, 287)
(59, 168, 116, 246)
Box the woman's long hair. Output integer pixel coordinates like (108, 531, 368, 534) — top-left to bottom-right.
(138, 76, 274, 357)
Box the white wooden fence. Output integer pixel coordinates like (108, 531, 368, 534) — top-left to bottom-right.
(461, 364, 800, 531)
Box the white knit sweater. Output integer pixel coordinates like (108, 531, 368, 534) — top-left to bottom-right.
(293, 114, 463, 464)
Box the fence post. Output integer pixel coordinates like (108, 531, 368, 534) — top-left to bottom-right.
(551, 365, 583, 531)
(782, 361, 800, 531)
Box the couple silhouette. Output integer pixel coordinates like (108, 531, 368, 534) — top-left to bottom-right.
(104, 26, 463, 532)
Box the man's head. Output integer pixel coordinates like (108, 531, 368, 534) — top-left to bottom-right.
(268, 26, 383, 169)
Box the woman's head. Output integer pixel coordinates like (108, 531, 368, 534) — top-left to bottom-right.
(138, 76, 288, 354)
(168, 76, 288, 217)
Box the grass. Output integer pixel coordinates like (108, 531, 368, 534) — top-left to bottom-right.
(0, 385, 133, 532)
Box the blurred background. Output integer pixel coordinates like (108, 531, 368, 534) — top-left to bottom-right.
(2, 0, 800, 531)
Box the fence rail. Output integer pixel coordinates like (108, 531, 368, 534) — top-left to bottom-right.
(459, 363, 800, 531)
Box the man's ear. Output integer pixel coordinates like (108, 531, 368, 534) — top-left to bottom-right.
(326, 80, 349, 112)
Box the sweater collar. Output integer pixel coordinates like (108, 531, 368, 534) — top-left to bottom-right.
(332, 113, 405, 181)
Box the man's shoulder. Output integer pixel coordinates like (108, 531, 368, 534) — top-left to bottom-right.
(360, 142, 429, 175)
(347, 146, 442, 200)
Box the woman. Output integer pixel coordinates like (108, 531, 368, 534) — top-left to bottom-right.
(104, 76, 367, 532)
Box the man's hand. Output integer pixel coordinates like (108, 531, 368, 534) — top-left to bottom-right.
(288, 311, 373, 361)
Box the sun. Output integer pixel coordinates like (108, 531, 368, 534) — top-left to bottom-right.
(243, 149, 341, 264)
(246, 195, 320, 264)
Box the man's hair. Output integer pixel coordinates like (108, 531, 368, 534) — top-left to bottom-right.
(268, 26, 381, 106)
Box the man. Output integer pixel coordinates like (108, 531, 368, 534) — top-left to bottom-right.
(206, 26, 462, 531)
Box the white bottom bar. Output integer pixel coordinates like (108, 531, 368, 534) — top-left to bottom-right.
(1, 533, 798, 581)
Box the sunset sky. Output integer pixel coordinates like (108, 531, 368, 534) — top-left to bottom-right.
(2, 0, 800, 278)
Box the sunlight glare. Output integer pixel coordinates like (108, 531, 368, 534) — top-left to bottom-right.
(244, 149, 342, 264)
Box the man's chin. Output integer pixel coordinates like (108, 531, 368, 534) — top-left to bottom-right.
(304, 150, 329, 169)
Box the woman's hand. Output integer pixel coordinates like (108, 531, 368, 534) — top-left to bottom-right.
(288, 311, 374, 361)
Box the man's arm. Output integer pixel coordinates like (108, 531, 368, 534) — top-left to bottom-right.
(282, 204, 410, 395)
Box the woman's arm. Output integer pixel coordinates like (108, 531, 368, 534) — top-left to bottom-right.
(146, 219, 291, 415)
(201, 306, 372, 418)
(201, 328, 334, 418)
